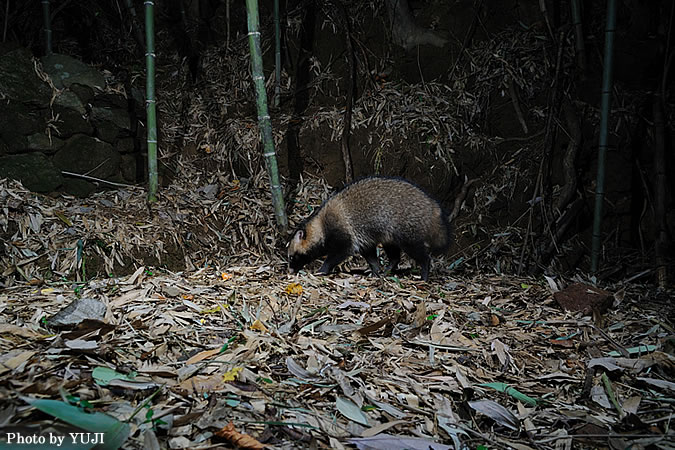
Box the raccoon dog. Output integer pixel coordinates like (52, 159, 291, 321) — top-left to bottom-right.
(288, 176, 451, 281)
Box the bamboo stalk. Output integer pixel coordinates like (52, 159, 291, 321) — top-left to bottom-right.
(246, 0, 288, 230)
(590, 0, 617, 273)
(273, 0, 281, 107)
(654, 2, 675, 288)
(570, 0, 586, 76)
(338, 0, 354, 182)
(41, 0, 52, 55)
(145, 0, 158, 203)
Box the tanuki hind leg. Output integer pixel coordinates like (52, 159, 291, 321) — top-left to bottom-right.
(401, 244, 432, 281)
(361, 246, 382, 276)
(383, 245, 401, 273)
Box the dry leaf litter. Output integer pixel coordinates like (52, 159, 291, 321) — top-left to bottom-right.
(1, 174, 674, 449)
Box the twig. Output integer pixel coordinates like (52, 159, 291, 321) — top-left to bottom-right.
(661, 0, 675, 99)
(2, 0, 9, 43)
(493, 129, 545, 144)
(448, 0, 482, 81)
(49, 0, 73, 20)
(517, 29, 566, 275)
(538, 0, 555, 42)
(536, 433, 668, 444)
(508, 79, 528, 134)
(588, 323, 630, 357)
(337, 0, 354, 182)
(61, 171, 137, 188)
(449, 177, 477, 222)
(555, 101, 581, 212)
(624, 268, 653, 283)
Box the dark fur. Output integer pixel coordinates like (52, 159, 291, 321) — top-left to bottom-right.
(288, 176, 451, 280)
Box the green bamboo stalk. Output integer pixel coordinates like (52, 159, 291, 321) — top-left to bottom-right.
(570, 0, 586, 76)
(41, 0, 52, 55)
(590, 0, 617, 273)
(145, 0, 158, 203)
(246, 0, 288, 230)
(273, 0, 281, 107)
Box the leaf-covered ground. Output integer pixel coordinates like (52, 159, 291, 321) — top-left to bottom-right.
(1, 177, 674, 449)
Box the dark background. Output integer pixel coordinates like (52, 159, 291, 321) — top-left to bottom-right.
(0, 0, 673, 282)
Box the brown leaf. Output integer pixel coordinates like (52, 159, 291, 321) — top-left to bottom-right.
(356, 317, 391, 336)
(185, 348, 222, 365)
(0, 324, 40, 338)
(214, 422, 265, 449)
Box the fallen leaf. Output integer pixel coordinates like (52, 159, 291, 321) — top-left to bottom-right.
(250, 319, 268, 333)
(0, 350, 35, 375)
(349, 434, 452, 450)
(336, 396, 369, 426)
(214, 421, 264, 449)
(285, 282, 303, 295)
(185, 348, 222, 365)
(223, 367, 243, 382)
(0, 324, 40, 338)
(468, 400, 520, 431)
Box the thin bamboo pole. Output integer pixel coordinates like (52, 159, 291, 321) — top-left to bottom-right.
(246, 0, 288, 230)
(41, 0, 52, 55)
(570, 0, 586, 76)
(145, 0, 158, 203)
(274, 0, 281, 107)
(590, 0, 617, 273)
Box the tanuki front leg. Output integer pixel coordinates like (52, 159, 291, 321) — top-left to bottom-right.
(317, 251, 351, 275)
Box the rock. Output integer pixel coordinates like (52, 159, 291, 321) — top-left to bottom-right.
(61, 177, 98, 198)
(91, 106, 131, 141)
(55, 90, 86, 115)
(131, 86, 146, 107)
(553, 283, 613, 315)
(93, 93, 129, 110)
(41, 53, 106, 91)
(0, 103, 47, 153)
(0, 153, 64, 192)
(0, 47, 51, 106)
(26, 132, 64, 154)
(53, 134, 121, 180)
(0, 132, 27, 155)
(120, 154, 138, 182)
(117, 137, 136, 154)
(52, 90, 93, 136)
(70, 83, 95, 104)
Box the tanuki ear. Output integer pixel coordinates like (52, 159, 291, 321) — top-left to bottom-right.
(293, 229, 305, 244)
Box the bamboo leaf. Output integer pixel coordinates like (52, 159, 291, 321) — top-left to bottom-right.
(468, 399, 520, 431)
(21, 397, 130, 450)
(336, 396, 369, 426)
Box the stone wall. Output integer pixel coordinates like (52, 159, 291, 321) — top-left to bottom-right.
(0, 44, 145, 197)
